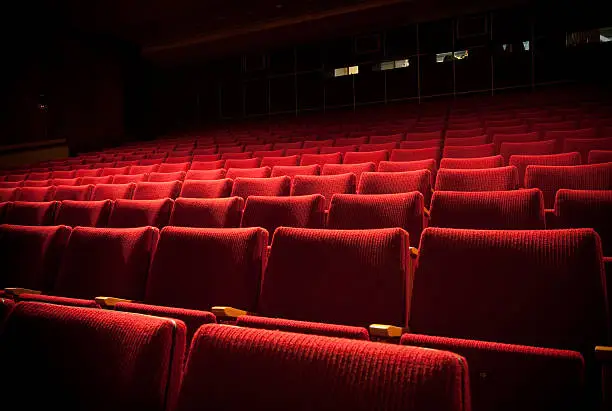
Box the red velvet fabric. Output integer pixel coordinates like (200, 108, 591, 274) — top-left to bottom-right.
(270, 164, 320, 178)
(231, 176, 290, 200)
(435, 166, 519, 191)
(509, 152, 582, 188)
(108, 199, 174, 228)
(55, 200, 112, 227)
(291, 173, 356, 209)
(390, 147, 440, 162)
(440, 155, 504, 169)
(179, 179, 233, 198)
(236, 315, 369, 340)
(133, 181, 182, 200)
(225, 166, 272, 179)
(3, 201, 59, 226)
(169, 197, 244, 228)
(92, 183, 136, 200)
(260, 155, 299, 167)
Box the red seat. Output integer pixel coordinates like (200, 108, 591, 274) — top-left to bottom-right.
(260, 155, 299, 167)
(400, 139, 442, 150)
(358, 170, 432, 206)
(321, 162, 375, 182)
(148, 171, 186, 182)
(500, 140, 557, 163)
(444, 135, 489, 146)
(435, 166, 519, 192)
(226, 167, 271, 179)
(443, 143, 496, 159)
(273, 141, 303, 149)
(509, 152, 582, 188)
(107, 199, 173, 228)
(358, 142, 398, 152)
(0, 188, 20, 202)
(235, 315, 369, 339)
(390, 147, 440, 162)
(224, 158, 261, 169)
(158, 162, 190, 173)
(563, 137, 612, 163)
(55, 200, 113, 227)
(286, 147, 319, 156)
(17, 186, 55, 202)
(271, 164, 320, 178)
(405, 130, 442, 140)
(589, 150, 612, 164)
(91, 183, 135, 201)
(111, 173, 149, 184)
(169, 197, 244, 228)
(300, 153, 342, 166)
(291, 174, 356, 209)
(179, 179, 233, 198)
(303, 139, 333, 148)
(22, 180, 51, 187)
(221, 152, 252, 160)
(101, 166, 130, 176)
(51, 178, 81, 186)
(253, 149, 284, 158)
(231, 176, 290, 201)
(440, 155, 504, 169)
(492, 132, 539, 152)
(26, 172, 51, 181)
(80, 175, 113, 185)
(368, 133, 404, 144)
(3, 201, 59, 226)
(192, 154, 221, 162)
(76, 168, 103, 178)
(129, 164, 160, 174)
(445, 128, 484, 138)
(189, 160, 225, 170)
(185, 169, 226, 180)
(133, 181, 181, 200)
(51, 170, 76, 179)
(334, 136, 367, 146)
(343, 150, 389, 165)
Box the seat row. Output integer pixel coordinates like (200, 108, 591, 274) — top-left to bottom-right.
(1, 224, 608, 410)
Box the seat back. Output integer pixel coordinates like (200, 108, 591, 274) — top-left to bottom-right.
(179, 179, 233, 198)
(55, 200, 112, 228)
(225, 167, 271, 179)
(53, 184, 93, 201)
(17, 186, 55, 202)
(0, 302, 185, 411)
(169, 197, 243, 228)
(3, 201, 59, 226)
(108, 199, 173, 228)
(91, 183, 135, 201)
(343, 150, 389, 165)
(358, 170, 431, 205)
(440, 155, 504, 169)
(259, 227, 410, 327)
(291, 174, 356, 209)
(509, 152, 582, 187)
(435, 166, 519, 191)
(230, 176, 290, 201)
(270, 164, 320, 178)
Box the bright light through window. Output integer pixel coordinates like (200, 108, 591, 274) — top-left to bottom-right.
(436, 50, 468, 63)
(348, 66, 359, 75)
(376, 59, 410, 71)
(334, 66, 359, 77)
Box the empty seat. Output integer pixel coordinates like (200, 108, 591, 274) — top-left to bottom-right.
(148, 171, 186, 182)
(133, 181, 181, 200)
(111, 173, 148, 184)
(185, 169, 226, 180)
(554, 189, 612, 255)
(55, 200, 113, 227)
(5, 173, 29, 182)
(3, 201, 59, 226)
(0, 181, 22, 189)
(129, 164, 160, 174)
(492, 132, 539, 152)
(75, 168, 102, 178)
(405, 130, 442, 140)
(179, 179, 233, 198)
(53, 185, 92, 202)
(320, 145, 357, 154)
(257, 227, 410, 328)
(334, 136, 367, 146)
(435, 166, 519, 192)
(291, 174, 356, 209)
(0, 188, 21, 202)
(273, 141, 303, 149)
(166, 156, 192, 164)
(17, 186, 55, 202)
(444, 135, 489, 146)
(546, 127, 598, 143)
(328, 192, 424, 247)
(429, 189, 545, 229)
(260, 155, 299, 167)
(221, 152, 252, 160)
(27, 171, 51, 181)
(190, 160, 225, 170)
(343, 150, 389, 165)
(300, 152, 342, 166)
(176, 324, 469, 411)
(358, 170, 432, 206)
(368, 133, 404, 144)
(286, 147, 319, 156)
(589, 150, 612, 164)
(158, 162, 190, 173)
(192, 154, 221, 162)
(80, 175, 113, 185)
(101, 166, 130, 176)
(500, 139, 557, 163)
(23, 180, 50, 187)
(0, 224, 70, 293)
(445, 128, 484, 138)
(92, 183, 135, 201)
(399, 139, 441, 149)
(303, 139, 333, 148)
(0, 302, 185, 411)
(231, 176, 291, 201)
(226, 167, 271, 179)
(359, 142, 398, 152)
(242, 195, 325, 239)
(245, 143, 272, 151)
(51, 170, 76, 179)
(486, 124, 530, 136)
(235, 315, 369, 339)
(509, 152, 582, 187)
(169, 197, 243, 228)
(563, 137, 612, 163)
(51, 178, 80, 186)
(271, 164, 320, 178)
(107, 199, 173, 228)
(224, 158, 261, 169)
(525, 163, 612, 208)
(253, 149, 284, 158)
(390, 147, 440, 162)
(321, 162, 375, 181)
(443, 143, 496, 159)
(440, 155, 505, 169)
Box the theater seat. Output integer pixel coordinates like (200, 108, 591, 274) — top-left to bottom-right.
(563, 137, 612, 163)
(321, 162, 375, 182)
(231, 176, 290, 201)
(0, 297, 14, 324)
(133, 181, 181, 200)
(0, 188, 20, 202)
(241, 195, 325, 240)
(509, 152, 582, 188)
(235, 315, 370, 340)
(343, 150, 389, 165)
(3, 201, 59, 226)
(260, 155, 299, 167)
(226, 167, 271, 179)
(185, 169, 226, 180)
(1, 302, 186, 411)
(169, 197, 244, 228)
(291, 174, 356, 209)
(107, 199, 173, 228)
(300, 152, 342, 166)
(500, 140, 557, 164)
(440, 155, 504, 169)
(443, 143, 496, 159)
(429, 189, 545, 229)
(91, 183, 135, 201)
(190, 160, 225, 170)
(55, 200, 113, 228)
(174, 324, 469, 410)
(53, 184, 93, 201)
(589, 150, 612, 164)
(390, 147, 440, 162)
(17, 186, 55, 202)
(271, 164, 320, 178)
(435, 166, 519, 192)
(358, 170, 431, 206)
(179, 179, 233, 198)
(328, 192, 424, 246)
(148, 171, 186, 182)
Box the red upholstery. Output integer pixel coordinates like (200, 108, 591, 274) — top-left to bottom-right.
(148, 171, 186, 182)
(486, 124, 530, 136)
(589, 150, 612, 164)
(429, 189, 545, 229)
(51, 178, 81, 186)
(245, 143, 272, 151)
(170, 197, 244, 228)
(143, 226, 267, 315)
(328, 192, 424, 246)
(129, 164, 160, 174)
(23, 180, 50, 187)
(224, 158, 261, 169)
(92, 183, 136, 200)
(399, 139, 441, 149)
(445, 128, 484, 138)
(55, 200, 113, 227)
(112, 173, 148, 184)
(242, 194, 325, 240)
(53, 185, 93, 202)
(359, 142, 398, 152)
(0, 182, 22, 189)
(253, 149, 284, 158)
(50, 226, 159, 301)
(435, 166, 519, 191)
(390, 147, 440, 162)
(5, 173, 29, 182)
(0, 297, 15, 324)
(140, 159, 163, 166)
(1, 302, 186, 411)
(492, 131, 539, 152)
(236, 315, 369, 340)
(286, 147, 319, 156)
(303, 139, 333, 148)
(177, 324, 469, 411)
(192, 154, 221, 162)
(76, 168, 103, 178)
(525, 163, 612, 208)
(274, 141, 303, 149)
(532, 120, 577, 134)
(226, 167, 272, 179)
(3, 201, 59, 226)
(444, 135, 489, 146)
(231, 176, 290, 200)
(554, 189, 612, 255)
(133, 181, 181, 200)
(51, 170, 76, 179)
(189, 160, 225, 170)
(358, 170, 431, 205)
(405, 130, 442, 140)
(321, 162, 375, 181)
(401, 333, 585, 411)
(343, 150, 389, 165)
(509, 152, 582, 187)
(222, 152, 252, 160)
(80, 175, 113, 185)
(320, 145, 358, 154)
(291, 174, 356, 209)
(179, 179, 233, 198)
(192, 148, 217, 155)
(410, 227, 608, 351)
(185, 169, 226, 180)
(440, 155, 504, 169)
(218, 146, 245, 155)
(546, 127, 598, 142)
(378, 159, 437, 181)
(108, 199, 173, 228)
(27, 171, 51, 181)
(270, 164, 320, 178)
(259, 227, 410, 327)
(17, 186, 55, 202)
(260, 155, 299, 167)
(300, 152, 342, 166)
(369, 133, 404, 143)
(563, 137, 612, 163)
(500, 139, 557, 163)
(92, 162, 115, 169)
(158, 162, 190, 173)
(335, 136, 368, 146)
(0, 224, 71, 291)
(101, 166, 130, 176)
(443, 143, 496, 159)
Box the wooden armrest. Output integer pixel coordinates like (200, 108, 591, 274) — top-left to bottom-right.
(596, 346, 612, 362)
(409, 247, 419, 258)
(211, 306, 247, 319)
(423, 208, 430, 218)
(5, 288, 42, 297)
(95, 296, 131, 308)
(369, 324, 404, 338)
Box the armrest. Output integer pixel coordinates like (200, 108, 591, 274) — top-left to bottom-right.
(369, 324, 405, 338)
(95, 296, 131, 308)
(409, 247, 419, 258)
(4, 288, 42, 297)
(596, 346, 612, 362)
(423, 208, 430, 218)
(211, 306, 247, 319)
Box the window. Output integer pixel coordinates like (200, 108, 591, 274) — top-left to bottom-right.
(566, 27, 612, 47)
(501, 41, 530, 52)
(435, 50, 469, 63)
(375, 59, 410, 71)
(334, 66, 359, 77)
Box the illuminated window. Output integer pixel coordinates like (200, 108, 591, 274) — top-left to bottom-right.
(567, 27, 612, 47)
(375, 59, 410, 71)
(523, 40, 531, 51)
(436, 50, 468, 63)
(334, 66, 359, 77)
(501, 41, 530, 52)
